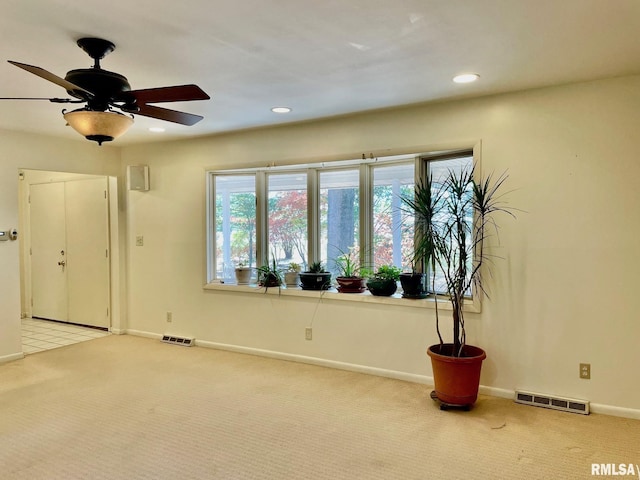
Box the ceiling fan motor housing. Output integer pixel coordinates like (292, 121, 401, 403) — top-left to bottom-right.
(65, 68, 131, 111)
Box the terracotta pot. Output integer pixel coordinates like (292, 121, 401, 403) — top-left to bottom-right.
(336, 276, 366, 293)
(427, 344, 486, 406)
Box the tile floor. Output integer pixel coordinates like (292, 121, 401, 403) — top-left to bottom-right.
(22, 318, 110, 355)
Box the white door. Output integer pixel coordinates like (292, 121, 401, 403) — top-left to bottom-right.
(30, 182, 67, 321)
(65, 178, 110, 328)
(30, 178, 110, 328)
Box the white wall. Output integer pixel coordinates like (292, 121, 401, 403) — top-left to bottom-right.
(121, 75, 640, 416)
(0, 130, 121, 362)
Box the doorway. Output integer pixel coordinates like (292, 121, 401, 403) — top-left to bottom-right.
(19, 170, 122, 333)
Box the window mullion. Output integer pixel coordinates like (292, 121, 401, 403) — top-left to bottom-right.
(255, 171, 267, 266)
(307, 168, 319, 264)
(360, 164, 372, 271)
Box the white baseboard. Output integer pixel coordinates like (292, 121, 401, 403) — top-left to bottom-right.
(126, 329, 163, 340)
(124, 329, 640, 420)
(196, 339, 433, 385)
(0, 352, 25, 364)
(588, 403, 640, 420)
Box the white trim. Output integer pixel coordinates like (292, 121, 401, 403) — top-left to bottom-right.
(123, 329, 640, 420)
(202, 282, 481, 313)
(588, 403, 640, 420)
(0, 352, 25, 364)
(126, 329, 163, 340)
(195, 339, 433, 385)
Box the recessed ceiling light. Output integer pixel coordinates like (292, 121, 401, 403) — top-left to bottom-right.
(149, 127, 165, 133)
(453, 73, 480, 84)
(271, 107, 292, 113)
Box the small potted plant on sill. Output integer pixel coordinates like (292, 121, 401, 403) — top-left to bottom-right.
(401, 164, 514, 408)
(399, 264, 428, 299)
(234, 261, 252, 285)
(299, 261, 332, 290)
(366, 265, 402, 296)
(256, 258, 283, 288)
(284, 262, 301, 287)
(334, 251, 366, 293)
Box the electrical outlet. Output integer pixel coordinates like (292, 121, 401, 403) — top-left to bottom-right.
(135, 235, 144, 246)
(166, 311, 172, 323)
(305, 327, 312, 341)
(580, 363, 591, 379)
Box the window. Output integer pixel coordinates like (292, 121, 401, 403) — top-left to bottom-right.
(267, 172, 308, 269)
(213, 175, 256, 282)
(372, 163, 415, 271)
(424, 153, 474, 295)
(319, 169, 359, 276)
(207, 150, 475, 296)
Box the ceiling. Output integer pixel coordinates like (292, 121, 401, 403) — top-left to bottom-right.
(1, 0, 639, 146)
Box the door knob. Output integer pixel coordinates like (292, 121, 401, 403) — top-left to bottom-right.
(58, 260, 66, 267)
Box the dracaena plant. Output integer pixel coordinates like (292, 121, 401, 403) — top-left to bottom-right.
(402, 164, 514, 357)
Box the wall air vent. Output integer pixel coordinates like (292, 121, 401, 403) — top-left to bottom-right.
(515, 390, 589, 415)
(161, 335, 195, 347)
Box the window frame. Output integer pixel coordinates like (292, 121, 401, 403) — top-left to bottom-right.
(205, 146, 481, 313)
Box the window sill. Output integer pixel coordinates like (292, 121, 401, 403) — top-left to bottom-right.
(203, 282, 481, 313)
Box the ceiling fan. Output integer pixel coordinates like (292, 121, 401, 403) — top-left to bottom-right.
(3, 37, 210, 145)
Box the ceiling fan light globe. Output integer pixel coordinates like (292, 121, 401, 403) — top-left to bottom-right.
(63, 110, 134, 145)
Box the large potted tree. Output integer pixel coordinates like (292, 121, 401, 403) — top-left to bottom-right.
(402, 164, 513, 408)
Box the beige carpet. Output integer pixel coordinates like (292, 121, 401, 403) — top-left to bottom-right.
(0, 335, 638, 479)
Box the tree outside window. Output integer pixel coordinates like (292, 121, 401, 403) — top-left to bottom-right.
(267, 173, 308, 269)
(214, 175, 256, 280)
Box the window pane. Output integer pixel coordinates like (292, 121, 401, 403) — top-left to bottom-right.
(267, 173, 308, 269)
(372, 163, 415, 271)
(319, 169, 359, 276)
(214, 175, 256, 281)
(427, 155, 473, 295)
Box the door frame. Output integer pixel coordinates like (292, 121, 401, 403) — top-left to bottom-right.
(18, 169, 124, 333)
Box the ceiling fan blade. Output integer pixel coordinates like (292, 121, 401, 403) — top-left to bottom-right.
(118, 84, 210, 104)
(129, 103, 204, 126)
(8, 61, 93, 97)
(0, 97, 83, 103)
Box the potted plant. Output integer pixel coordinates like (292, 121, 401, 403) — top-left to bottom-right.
(284, 262, 301, 287)
(234, 261, 252, 285)
(334, 250, 366, 293)
(399, 265, 428, 299)
(256, 258, 283, 288)
(366, 265, 401, 296)
(402, 164, 513, 408)
(299, 261, 332, 290)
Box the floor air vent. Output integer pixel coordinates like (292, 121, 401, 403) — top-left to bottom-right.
(161, 335, 195, 347)
(515, 390, 589, 415)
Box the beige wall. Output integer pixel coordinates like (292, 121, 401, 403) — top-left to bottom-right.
(122, 75, 640, 416)
(0, 130, 121, 361)
(2, 75, 638, 416)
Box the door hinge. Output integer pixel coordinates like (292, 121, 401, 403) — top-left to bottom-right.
(107, 308, 109, 317)
(106, 249, 109, 258)
(104, 190, 107, 199)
